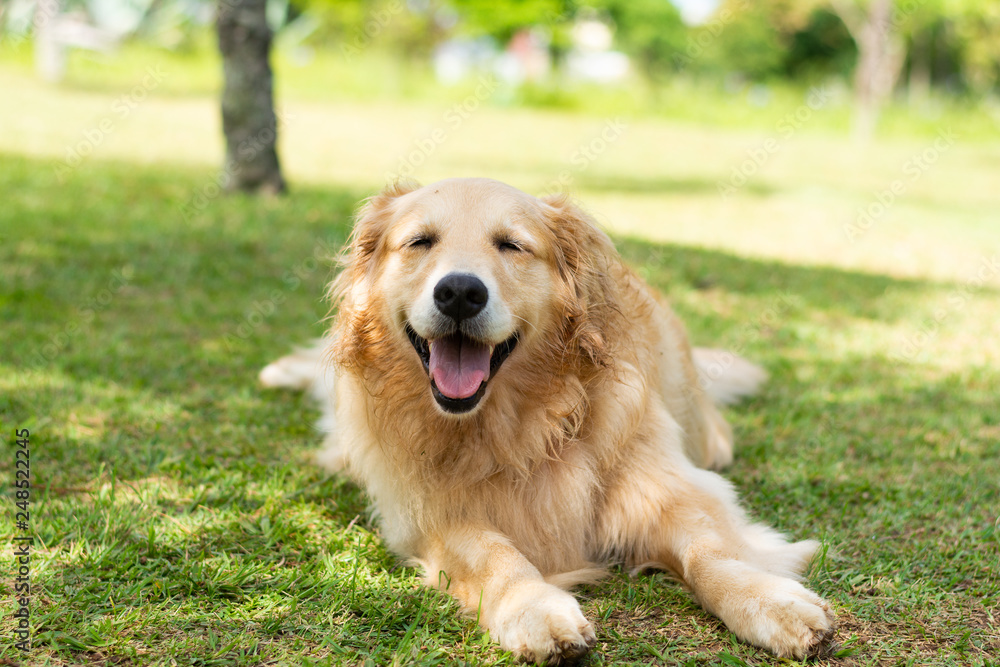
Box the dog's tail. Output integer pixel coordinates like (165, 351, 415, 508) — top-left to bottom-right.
(259, 341, 343, 471)
(692, 347, 768, 406)
(259, 340, 331, 401)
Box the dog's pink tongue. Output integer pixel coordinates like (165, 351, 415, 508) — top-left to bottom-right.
(429, 334, 491, 400)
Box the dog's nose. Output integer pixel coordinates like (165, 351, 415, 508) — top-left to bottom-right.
(434, 273, 488, 322)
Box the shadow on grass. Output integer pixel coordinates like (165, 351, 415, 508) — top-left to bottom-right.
(445, 155, 781, 199)
(577, 172, 779, 198)
(2, 153, 996, 472)
(3, 154, 998, 664)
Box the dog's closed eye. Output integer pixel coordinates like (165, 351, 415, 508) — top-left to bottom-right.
(405, 234, 437, 250)
(495, 237, 528, 254)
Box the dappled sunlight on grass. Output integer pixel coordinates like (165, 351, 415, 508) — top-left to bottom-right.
(3, 56, 998, 287)
(3, 52, 999, 661)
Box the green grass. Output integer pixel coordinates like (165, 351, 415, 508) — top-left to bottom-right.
(2, 35, 999, 141)
(2, 51, 1000, 666)
(3, 46, 999, 288)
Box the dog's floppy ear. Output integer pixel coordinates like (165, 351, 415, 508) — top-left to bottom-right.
(348, 180, 420, 271)
(329, 180, 419, 367)
(539, 194, 619, 370)
(332, 180, 420, 292)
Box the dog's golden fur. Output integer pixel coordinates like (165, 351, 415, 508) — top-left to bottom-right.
(261, 178, 835, 662)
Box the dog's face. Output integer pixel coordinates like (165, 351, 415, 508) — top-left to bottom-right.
(342, 179, 575, 415)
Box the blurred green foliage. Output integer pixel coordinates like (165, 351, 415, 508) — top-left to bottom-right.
(782, 9, 855, 81)
(691, 3, 790, 80)
(4, 0, 998, 95)
(594, 0, 686, 81)
(273, 0, 1000, 93)
(449, 0, 564, 42)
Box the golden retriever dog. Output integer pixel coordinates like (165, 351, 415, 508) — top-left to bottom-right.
(260, 178, 835, 663)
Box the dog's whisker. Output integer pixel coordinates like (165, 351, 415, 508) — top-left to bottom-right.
(510, 314, 538, 336)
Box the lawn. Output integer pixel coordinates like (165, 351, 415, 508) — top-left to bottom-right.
(1, 49, 999, 666)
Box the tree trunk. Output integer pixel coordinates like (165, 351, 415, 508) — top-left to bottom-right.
(831, 0, 906, 141)
(35, 0, 66, 82)
(217, 0, 286, 194)
(907, 28, 931, 107)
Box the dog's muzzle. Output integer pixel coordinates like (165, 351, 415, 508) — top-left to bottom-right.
(406, 273, 518, 414)
(433, 273, 488, 323)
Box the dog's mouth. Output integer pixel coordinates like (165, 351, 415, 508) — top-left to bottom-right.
(406, 324, 518, 414)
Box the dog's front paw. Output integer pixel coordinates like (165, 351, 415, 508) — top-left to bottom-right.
(724, 576, 836, 659)
(491, 581, 596, 664)
(766, 583, 836, 659)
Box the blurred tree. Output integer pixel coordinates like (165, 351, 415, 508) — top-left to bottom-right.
(449, 0, 565, 43)
(746, 0, 998, 100)
(947, 1, 1000, 94)
(714, 0, 904, 138)
(828, 0, 905, 140)
(34, 0, 65, 81)
(596, 0, 686, 81)
(783, 8, 855, 81)
(297, 0, 448, 62)
(882, 0, 1000, 100)
(690, 1, 788, 80)
(218, 0, 286, 193)
(900, 1, 942, 104)
(31, 0, 117, 82)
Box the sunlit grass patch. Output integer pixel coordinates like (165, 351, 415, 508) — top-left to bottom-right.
(1, 79, 998, 665)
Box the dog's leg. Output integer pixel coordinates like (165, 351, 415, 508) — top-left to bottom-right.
(419, 526, 596, 664)
(599, 453, 834, 659)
